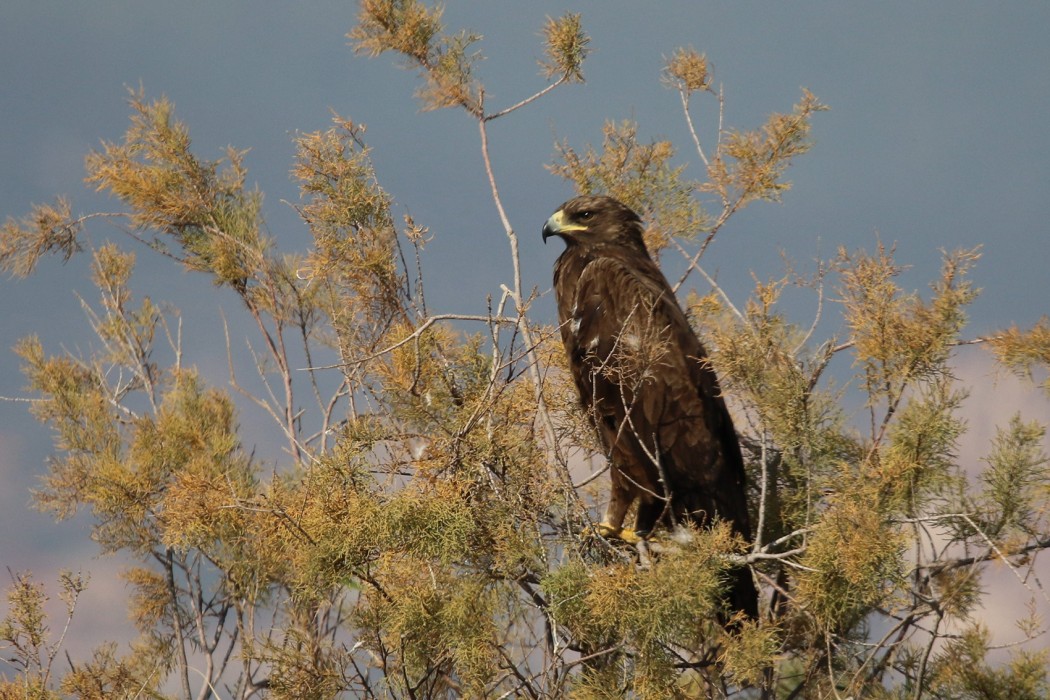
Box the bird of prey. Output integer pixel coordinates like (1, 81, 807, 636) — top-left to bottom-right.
(543, 194, 758, 618)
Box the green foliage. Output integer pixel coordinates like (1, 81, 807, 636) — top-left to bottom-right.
(0, 572, 152, 700)
(85, 89, 268, 293)
(796, 499, 904, 628)
(707, 89, 825, 207)
(662, 47, 712, 94)
(539, 13, 589, 83)
(4, 4, 1050, 698)
(976, 414, 1049, 540)
(990, 316, 1050, 395)
(350, 0, 482, 113)
(540, 527, 771, 697)
(924, 625, 1049, 699)
(838, 244, 980, 409)
(0, 197, 82, 278)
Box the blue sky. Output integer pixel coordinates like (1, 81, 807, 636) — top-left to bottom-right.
(2, 1, 1049, 660)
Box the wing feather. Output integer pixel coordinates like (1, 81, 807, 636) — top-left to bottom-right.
(568, 253, 751, 539)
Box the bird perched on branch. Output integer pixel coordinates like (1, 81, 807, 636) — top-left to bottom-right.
(543, 194, 758, 619)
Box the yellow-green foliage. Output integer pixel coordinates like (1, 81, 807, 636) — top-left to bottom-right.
(718, 619, 780, 688)
(86, 90, 267, 292)
(384, 482, 478, 562)
(879, 377, 967, 512)
(16, 337, 123, 519)
(1, 573, 52, 673)
(977, 414, 1050, 540)
(540, 13, 589, 83)
(355, 559, 498, 695)
(707, 89, 826, 207)
(264, 452, 384, 597)
(925, 625, 1049, 699)
(663, 47, 712, 94)
(990, 316, 1050, 395)
(796, 497, 903, 628)
(699, 276, 855, 533)
(0, 196, 81, 278)
(708, 278, 812, 446)
(544, 528, 746, 697)
(293, 117, 402, 337)
(838, 245, 979, 403)
(0, 573, 159, 700)
(148, 375, 256, 549)
(584, 537, 724, 646)
(350, 0, 482, 113)
(58, 641, 162, 700)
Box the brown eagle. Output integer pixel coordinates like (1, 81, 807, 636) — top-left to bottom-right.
(543, 195, 758, 619)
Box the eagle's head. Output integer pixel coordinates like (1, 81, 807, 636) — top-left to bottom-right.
(542, 195, 645, 250)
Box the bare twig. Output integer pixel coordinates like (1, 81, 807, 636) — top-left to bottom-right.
(484, 76, 568, 122)
(678, 89, 709, 167)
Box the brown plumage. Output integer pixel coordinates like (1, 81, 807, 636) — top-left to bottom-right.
(543, 195, 758, 619)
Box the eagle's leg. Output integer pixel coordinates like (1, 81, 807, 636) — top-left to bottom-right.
(632, 497, 664, 541)
(597, 472, 641, 542)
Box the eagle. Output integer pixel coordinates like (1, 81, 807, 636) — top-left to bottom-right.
(543, 195, 758, 619)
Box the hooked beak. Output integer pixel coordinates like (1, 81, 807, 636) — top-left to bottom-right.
(542, 209, 585, 244)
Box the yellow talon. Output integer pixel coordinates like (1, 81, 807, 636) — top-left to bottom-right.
(595, 523, 645, 544)
(619, 527, 644, 544)
(596, 522, 620, 539)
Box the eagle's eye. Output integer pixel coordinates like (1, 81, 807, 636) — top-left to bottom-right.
(578, 211, 593, 221)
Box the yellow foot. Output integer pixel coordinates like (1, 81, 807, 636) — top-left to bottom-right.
(595, 522, 645, 544)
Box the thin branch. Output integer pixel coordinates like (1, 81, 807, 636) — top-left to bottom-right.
(165, 548, 194, 700)
(753, 432, 771, 553)
(794, 263, 827, 355)
(678, 89, 709, 167)
(955, 515, 1050, 606)
(484, 76, 568, 121)
(40, 576, 84, 691)
(738, 547, 813, 568)
(761, 526, 815, 553)
(305, 313, 516, 371)
(913, 610, 943, 700)
(668, 237, 747, 324)
(572, 461, 609, 489)
(671, 193, 745, 292)
(477, 104, 570, 502)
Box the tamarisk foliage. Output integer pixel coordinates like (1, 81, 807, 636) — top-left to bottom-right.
(3, 3, 1049, 698)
